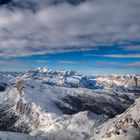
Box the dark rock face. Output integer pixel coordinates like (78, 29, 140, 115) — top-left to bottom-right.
(56, 95, 134, 118)
(0, 99, 32, 134)
(79, 77, 97, 89)
(0, 82, 7, 92)
(0, 104, 18, 132)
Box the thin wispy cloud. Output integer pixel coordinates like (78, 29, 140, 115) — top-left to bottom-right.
(0, 60, 23, 65)
(58, 60, 79, 64)
(124, 46, 140, 51)
(128, 62, 140, 68)
(36, 60, 48, 63)
(85, 54, 140, 58)
(0, 59, 48, 65)
(88, 61, 122, 69)
(88, 61, 140, 69)
(102, 54, 140, 58)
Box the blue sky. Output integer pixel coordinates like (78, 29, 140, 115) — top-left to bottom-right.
(0, 0, 140, 74)
(1, 43, 140, 74)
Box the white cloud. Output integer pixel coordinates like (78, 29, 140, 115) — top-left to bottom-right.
(85, 54, 140, 58)
(87, 60, 140, 68)
(36, 60, 48, 63)
(0, 0, 140, 58)
(0, 60, 22, 65)
(124, 46, 140, 51)
(58, 60, 79, 64)
(128, 62, 140, 68)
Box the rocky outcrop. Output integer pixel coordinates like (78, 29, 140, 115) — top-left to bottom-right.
(102, 98, 140, 140)
(16, 81, 24, 95)
(103, 117, 140, 139)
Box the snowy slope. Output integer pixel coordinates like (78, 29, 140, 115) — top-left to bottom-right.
(0, 68, 140, 140)
(90, 97, 140, 140)
(0, 131, 37, 140)
(0, 85, 106, 140)
(0, 79, 139, 139)
(7, 79, 140, 117)
(1, 85, 140, 140)
(103, 97, 140, 140)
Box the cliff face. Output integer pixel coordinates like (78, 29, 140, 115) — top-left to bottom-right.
(0, 82, 7, 91)
(0, 87, 19, 132)
(0, 81, 41, 133)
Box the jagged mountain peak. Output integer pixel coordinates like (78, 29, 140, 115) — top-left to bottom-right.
(26, 67, 79, 78)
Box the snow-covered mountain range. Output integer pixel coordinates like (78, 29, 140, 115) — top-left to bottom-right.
(1, 67, 139, 90)
(0, 68, 140, 140)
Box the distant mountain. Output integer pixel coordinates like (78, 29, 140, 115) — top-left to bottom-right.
(11, 68, 140, 90)
(0, 68, 140, 91)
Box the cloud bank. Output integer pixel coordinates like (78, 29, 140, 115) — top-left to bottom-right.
(0, 0, 140, 58)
